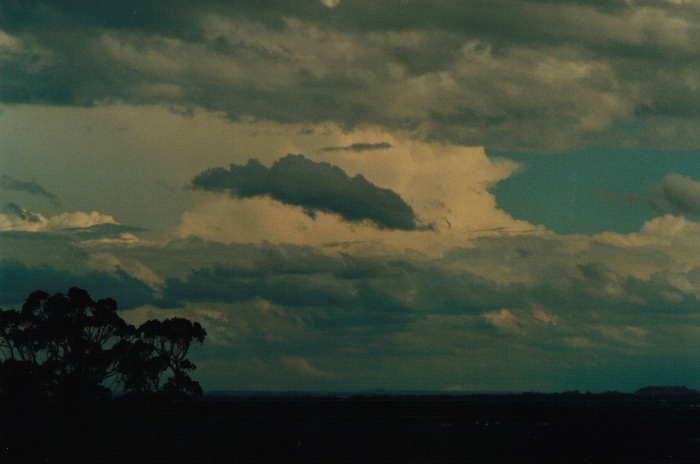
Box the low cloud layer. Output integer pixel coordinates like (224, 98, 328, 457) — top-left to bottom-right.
(156, 221, 700, 390)
(191, 154, 419, 230)
(5, 214, 700, 391)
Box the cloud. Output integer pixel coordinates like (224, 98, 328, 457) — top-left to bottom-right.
(191, 154, 420, 230)
(153, 232, 700, 334)
(177, 131, 534, 255)
(0, 205, 147, 249)
(0, 175, 60, 205)
(281, 356, 337, 379)
(4, 1, 700, 150)
(122, 223, 700, 391)
(4, 202, 42, 223)
(61, 223, 147, 239)
(151, 240, 525, 332)
(5, 211, 700, 390)
(5, 0, 700, 390)
(648, 173, 700, 216)
(0, 260, 156, 309)
(483, 309, 525, 334)
(319, 0, 341, 9)
(0, 206, 119, 233)
(156, 247, 422, 330)
(161, 262, 358, 312)
(319, 142, 392, 153)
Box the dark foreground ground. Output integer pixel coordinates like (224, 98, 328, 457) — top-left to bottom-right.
(2, 391, 700, 463)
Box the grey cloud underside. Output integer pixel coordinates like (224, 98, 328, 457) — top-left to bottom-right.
(60, 223, 147, 238)
(2, 235, 698, 369)
(648, 174, 700, 217)
(153, 237, 700, 330)
(3, 1, 700, 150)
(191, 154, 419, 230)
(159, 262, 509, 329)
(3, 228, 695, 324)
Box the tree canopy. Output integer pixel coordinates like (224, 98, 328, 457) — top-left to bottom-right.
(0, 287, 206, 400)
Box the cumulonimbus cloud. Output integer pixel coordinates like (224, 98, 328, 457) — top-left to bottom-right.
(190, 154, 420, 230)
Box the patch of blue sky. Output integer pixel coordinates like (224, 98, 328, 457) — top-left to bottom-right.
(489, 148, 700, 235)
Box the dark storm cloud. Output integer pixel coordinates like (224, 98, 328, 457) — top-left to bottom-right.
(0, 175, 60, 205)
(648, 174, 700, 217)
(158, 252, 510, 328)
(0, 260, 155, 309)
(3, 0, 700, 150)
(191, 154, 419, 230)
(319, 142, 392, 153)
(162, 264, 358, 311)
(155, 243, 349, 306)
(153, 235, 700, 340)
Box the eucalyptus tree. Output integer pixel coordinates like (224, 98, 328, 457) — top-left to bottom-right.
(0, 287, 206, 399)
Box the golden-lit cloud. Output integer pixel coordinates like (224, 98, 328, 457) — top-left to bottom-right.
(0, 207, 117, 232)
(177, 125, 540, 256)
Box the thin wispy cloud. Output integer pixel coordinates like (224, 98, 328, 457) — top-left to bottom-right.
(319, 142, 392, 153)
(0, 175, 60, 205)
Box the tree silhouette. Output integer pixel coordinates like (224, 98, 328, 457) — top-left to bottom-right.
(0, 287, 206, 399)
(137, 318, 206, 397)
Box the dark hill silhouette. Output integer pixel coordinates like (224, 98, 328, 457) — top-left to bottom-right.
(635, 385, 700, 398)
(2, 390, 700, 463)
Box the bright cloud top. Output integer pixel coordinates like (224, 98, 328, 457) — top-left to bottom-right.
(177, 129, 536, 256)
(0, 204, 118, 233)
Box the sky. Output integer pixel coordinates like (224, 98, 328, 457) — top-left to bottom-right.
(2, 0, 700, 393)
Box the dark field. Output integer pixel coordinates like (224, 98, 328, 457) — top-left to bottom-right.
(2, 391, 700, 463)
